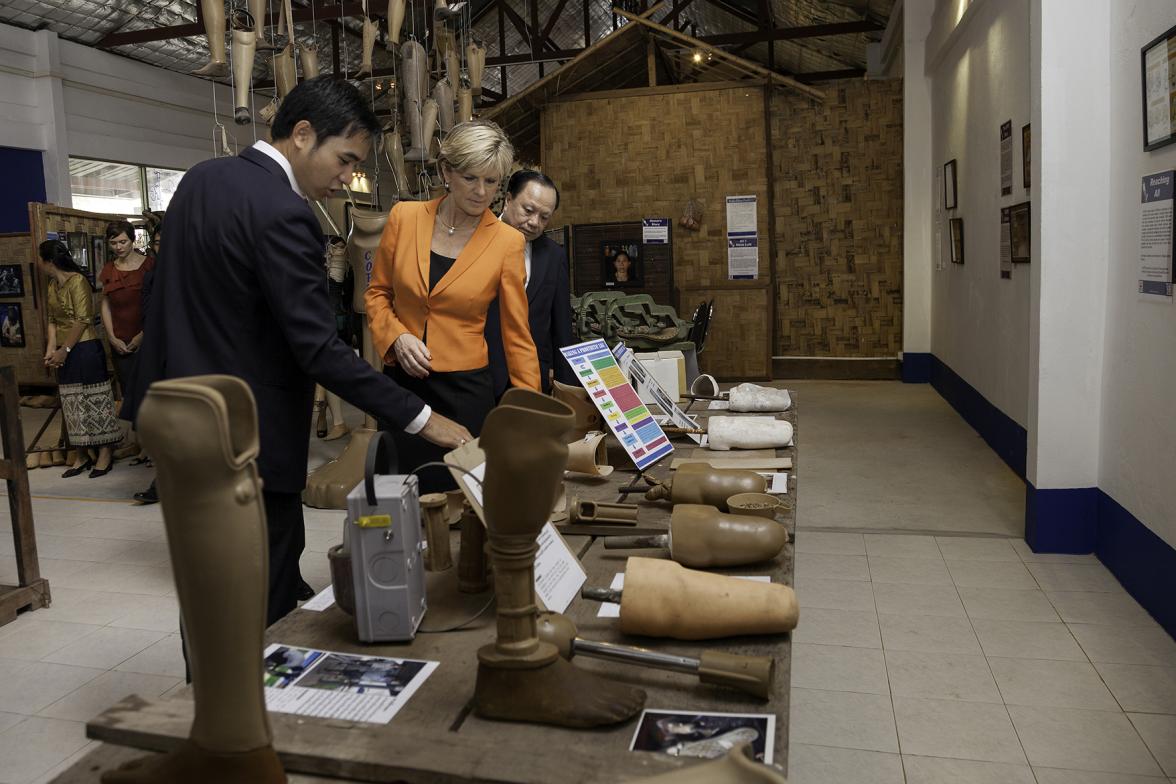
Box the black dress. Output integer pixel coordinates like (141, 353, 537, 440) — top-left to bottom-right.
(382, 251, 495, 493)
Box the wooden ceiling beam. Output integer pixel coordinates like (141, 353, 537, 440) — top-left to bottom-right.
(97, 1, 365, 47)
(702, 19, 882, 47)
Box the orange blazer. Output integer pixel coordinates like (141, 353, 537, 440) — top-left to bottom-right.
(366, 197, 541, 391)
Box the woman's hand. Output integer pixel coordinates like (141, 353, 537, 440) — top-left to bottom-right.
(43, 346, 56, 367)
(110, 337, 130, 355)
(128, 333, 143, 352)
(47, 347, 67, 368)
(393, 334, 433, 379)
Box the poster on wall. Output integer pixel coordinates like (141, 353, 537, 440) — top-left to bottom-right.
(725, 195, 758, 280)
(1010, 203, 1031, 264)
(642, 218, 670, 245)
(0, 265, 24, 298)
(1000, 121, 1013, 196)
(943, 160, 958, 210)
(602, 242, 643, 288)
(1142, 23, 1176, 151)
(1138, 170, 1175, 300)
(949, 218, 965, 265)
(1, 303, 25, 348)
(1000, 208, 1013, 279)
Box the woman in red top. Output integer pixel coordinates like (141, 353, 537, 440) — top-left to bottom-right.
(100, 220, 155, 401)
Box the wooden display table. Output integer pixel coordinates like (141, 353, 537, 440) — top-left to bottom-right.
(70, 397, 798, 783)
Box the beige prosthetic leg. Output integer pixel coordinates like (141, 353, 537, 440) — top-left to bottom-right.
(302, 208, 388, 509)
(380, 122, 413, 199)
(421, 98, 439, 160)
(445, 49, 460, 93)
(432, 79, 455, 133)
(420, 493, 453, 571)
(584, 557, 798, 640)
(103, 376, 285, 784)
(386, 0, 406, 46)
(299, 42, 320, 78)
(631, 744, 789, 784)
(457, 85, 473, 123)
(551, 379, 603, 439)
(466, 38, 486, 98)
(565, 432, 613, 477)
(474, 389, 646, 727)
(357, 17, 377, 78)
(402, 40, 430, 162)
(249, 0, 278, 50)
(273, 44, 297, 99)
(231, 13, 257, 126)
(192, 0, 229, 77)
(604, 504, 788, 568)
(644, 463, 767, 509)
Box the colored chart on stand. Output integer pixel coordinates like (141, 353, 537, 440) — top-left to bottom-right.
(560, 339, 674, 470)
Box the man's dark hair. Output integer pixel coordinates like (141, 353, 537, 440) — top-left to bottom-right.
(506, 169, 560, 210)
(272, 75, 381, 144)
(105, 220, 136, 242)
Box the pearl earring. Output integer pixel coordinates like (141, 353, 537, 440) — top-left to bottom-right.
(443, 181, 450, 190)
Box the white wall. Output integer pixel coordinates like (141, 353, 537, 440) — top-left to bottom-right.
(1099, 0, 1176, 550)
(901, 0, 934, 357)
(926, 0, 1033, 426)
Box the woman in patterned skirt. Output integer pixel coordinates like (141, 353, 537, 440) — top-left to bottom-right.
(37, 240, 121, 478)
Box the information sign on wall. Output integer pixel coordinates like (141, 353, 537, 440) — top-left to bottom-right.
(726, 195, 758, 280)
(1139, 170, 1175, 300)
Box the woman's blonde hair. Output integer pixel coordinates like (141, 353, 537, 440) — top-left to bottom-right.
(437, 120, 515, 181)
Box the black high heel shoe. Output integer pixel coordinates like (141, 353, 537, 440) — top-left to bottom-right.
(89, 461, 114, 479)
(62, 460, 94, 478)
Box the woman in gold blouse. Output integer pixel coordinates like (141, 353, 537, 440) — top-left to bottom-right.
(37, 240, 121, 478)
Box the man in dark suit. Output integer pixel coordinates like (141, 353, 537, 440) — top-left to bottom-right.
(130, 76, 471, 625)
(486, 170, 576, 397)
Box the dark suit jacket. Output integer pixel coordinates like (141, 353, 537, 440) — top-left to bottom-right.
(485, 232, 576, 397)
(129, 146, 426, 493)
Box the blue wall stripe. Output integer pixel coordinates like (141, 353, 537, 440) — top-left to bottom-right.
(929, 355, 1027, 477)
(1097, 491, 1176, 639)
(1024, 484, 1099, 554)
(901, 352, 932, 383)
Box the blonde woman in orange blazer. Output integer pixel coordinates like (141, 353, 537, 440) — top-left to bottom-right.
(366, 120, 540, 491)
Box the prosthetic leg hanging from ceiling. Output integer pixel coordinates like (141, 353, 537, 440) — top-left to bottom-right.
(466, 39, 486, 98)
(402, 40, 430, 162)
(249, 0, 278, 50)
(474, 389, 646, 727)
(299, 42, 320, 79)
(386, 0, 406, 46)
(193, 0, 229, 78)
(101, 376, 286, 784)
(433, 79, 455, 133)
(273, 43, 297, 99)
(230, 11, 257, 126)
(381, 121, 414, 199)
(357, 17, 377, 78)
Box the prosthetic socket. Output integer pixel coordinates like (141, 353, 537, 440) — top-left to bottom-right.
(644, 463, 767, 510)
(583, 557, 798, 640)
(727, 383, 792, 413)
(537, 612, 775, 699)
(193, 0, 229, 78)
(565, 431, 613, 477)
(273, 44, 297, 100)
(604, 504, 787, 568)
(630, 744, 789, 784)
(707, 417, 793, 451)
(466, 39, 486, 97)
(432, 79, 456, 133)
(104, 376, 285, 784)
(299, 43, 320, 78)
(475, 389, 645, 727)
(551, 379, 603, 439)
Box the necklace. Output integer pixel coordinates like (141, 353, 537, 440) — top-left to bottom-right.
(437, 203, 475, 236)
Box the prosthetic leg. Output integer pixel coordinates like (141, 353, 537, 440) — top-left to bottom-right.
(357, 17, 377, 78)
(273, 44, 297, 99)
(728, 384, 792, 413)
(582, 557, 799, 640)
(421, 98, 440, 161)
(103, 376, 285, 784)
(707, 417, 793, 451)
(299, 42, 320, 78)
(551, 379, 603, 439)
(474, 389, 646, 727)
(466, 39, 486, 99)
(603, 504, 788, 568)
(432, 79, 455, 133)
(642, 463, 767, 509)
(402, 40, 430, 162)
(231, 12, 257, 126)
(380, 120, 413, 200)
(386, 0, 406, 47)
(565, 432, 613, 477)
(457, 85, 473, 123)
(249, 0, 278, 50)
(302, 208, 388, 509)
(192, 0, 229, 78)
(445, 49, 460, 93)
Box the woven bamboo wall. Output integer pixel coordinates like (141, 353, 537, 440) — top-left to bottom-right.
(681, 283, 772, 379)
(0, 232, 45, 387)
(542, 84, 771, 377)
(771, 79, 904, 357)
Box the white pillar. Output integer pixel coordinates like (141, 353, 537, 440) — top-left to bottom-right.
(32, 30, 70, 206)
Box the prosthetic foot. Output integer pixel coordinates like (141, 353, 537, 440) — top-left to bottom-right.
(192, 0, 229, 78)
(474, 389, 645, 727)
(604, 504, 788, 568)
(631, 743, 788, 783)
(357, 17, 377, 78)
(642, 463, 767, 510)
(273, 43, 297, 99)
(104, 376, 285, 784)
(707, 417, 793, 451)
(230, 12, 257, 126)
(565, 431, 613, 477)
(551, 379, 603, 439)
(582, 557, 798, 640)
(728, 384, 792, 413)
(537, 612, 775, 699)
(299, 42, 320, 78)
(249, 0, 278, 49)
(386, 0, 406, 47)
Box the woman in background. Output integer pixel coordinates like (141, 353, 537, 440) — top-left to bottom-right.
(38, 240, 121, 478)
(100, 220, 154, 401)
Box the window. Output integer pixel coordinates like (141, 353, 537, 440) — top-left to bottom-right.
(69, 158, 186, 215)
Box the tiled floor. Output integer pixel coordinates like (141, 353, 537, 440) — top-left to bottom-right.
(788, 530, 1176, 783)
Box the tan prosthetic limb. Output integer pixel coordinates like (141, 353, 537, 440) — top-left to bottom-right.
(566, 431, 613, 477)
(551, 379, 603, 439)
(644, 463, 766, 510)
(604, 504, 788, 568)
(420, 493, 453, 571)
(273, 43, 297, 99)
(569, 498, 639, 525)
(402, 40, 430, 162)
(386, 0, 406, 46)
(357, 17, 377, 78)
(537, 612, 775, 699)
(421, 98, 439, 160)
(457, 85, 473, 123)
(466, 38, 486, 98)
(630, 744, 789, 784)
(302, 209, 388, 509)
(249, 0, 278, 49)
(475, 389, 646, 727)
(104, 376, 285, 784)
(192, 0, 229, 78)
(231, 12, 256, 126)
(458, 503, 490, 593)
(299, 42, 320, 78)
(432, 79, 455, 133)
(445, 49, 460, 93)
(583, 557, 798, 640)
(381, 122, 413, 199)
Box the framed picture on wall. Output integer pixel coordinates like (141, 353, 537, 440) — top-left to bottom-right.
(944, 159, 958, 210)
(67, 232, 90, 275)
(1010, 202, 1031, 263)
(0, 303, 25, 348)
(0, 265, 24, 298)
(602, 242, 643, 288)
(1021, 124, 1032, 189)
(1142, 22, 1176, 151)
(949, 217, 965, 264)
(90, 236, 109, 288)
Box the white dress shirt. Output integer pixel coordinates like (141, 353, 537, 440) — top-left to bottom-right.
(251, 141, 431, 433)
(500, 213, 533, 288)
